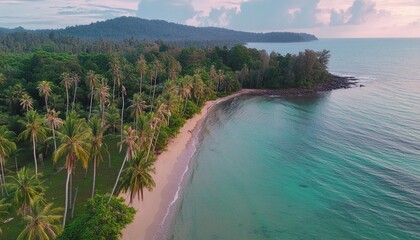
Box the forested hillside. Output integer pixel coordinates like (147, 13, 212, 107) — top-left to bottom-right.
(0, 16, 317, 43)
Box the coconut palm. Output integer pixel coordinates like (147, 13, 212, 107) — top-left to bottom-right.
(17, 201, 63, 240)
(120, 85, 126, 141)
(88, 116, 108, 198)
(105, 105, 120, 133)
(179, 76, 193, 114)
(60, 73, 73, 115)
(37, 81, 52, 112)
(6, 167, 44, 215)
(53, 114, 91, 227)
(210, 65, 218, 91)
(96, 80, 110, 126)
(46, 109, 63, 153)
(0, 126, 17, 195)
(20, 93, 33, 113)
(136, 55, 147, 93)
(0, 198, 10, 235)
(150, 59, 163, 108)
(128, 93, 147, 130)
(19, 110, 48, 176)
(118, 150, 156, 203)
(145, 115, 160, 162)
(152, 102, 170, 152)
(110, 56, 122, 103)
(192, 70, 205, 105)
(168, 59, 181, 81)
(86, 71, 98, 120)
(71, 74, 80, 111)
(110, 126, 139, 201)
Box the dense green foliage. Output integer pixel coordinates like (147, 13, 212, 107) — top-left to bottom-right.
(58, 194, 135, 240)
(0, 37, 331, 239)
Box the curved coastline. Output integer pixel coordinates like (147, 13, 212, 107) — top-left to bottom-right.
(121, 76, 359, 239)
(122, 90, 249, 240)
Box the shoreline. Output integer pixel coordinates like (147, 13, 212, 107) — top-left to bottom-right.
(121, 75, 358, 239)
(122, 90, 246, 240)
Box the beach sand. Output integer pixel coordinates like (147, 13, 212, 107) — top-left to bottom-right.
(122, 90, 249, 240)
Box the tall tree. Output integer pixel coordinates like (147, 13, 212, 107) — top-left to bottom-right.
(120, 85, 126, 142)
(128, 93, 147, 130)
(179, 76, 193, 114)
(136, 55, 147, 93)
(110, 126, 139, 201)
(46, 109, 63, 153)
(88, 117, 108, 198)
(37, 81, 52, 112)
(0, 126, 17, 195)
(53, 114, 91, 227)
(17, 201, 63, 240)
(86, 71, 98, 120)
(118, 150, 156, 203)
(71, 74, 80, 111)
(60, 73, 73, 115)
(6, 167, 44, 215)
(110, 56, 122, 103)
(96, 80, 110, 126)
(150, 59, 163, 109)
(19, 110, 48, 176)
(20, 93, 33, 113)
(168, 59, 181, 81)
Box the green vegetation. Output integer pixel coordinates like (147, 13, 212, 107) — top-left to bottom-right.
(0, 38, 330, 239)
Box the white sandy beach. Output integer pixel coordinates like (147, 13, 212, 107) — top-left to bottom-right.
(122, 90, 250, 240)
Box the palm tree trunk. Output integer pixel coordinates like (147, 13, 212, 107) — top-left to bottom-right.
(146, 130, 155, 162)
(151, 77, 157, 108)
(0, 156, 6, 196)
(63, 169, 71, 228)
(45, 96, 49, 112)
(152, 126, 161, 153)
(91, 155, 97, 198)
(88, 88, 94, 120)
(183, 96, 188, 114)
(65, 86, 69, 115)
(52, 127, 57, 152)
(140, 74, 143, 93)
(72, 82, 78, 110)
(69, 174, 72, 210)
(32, 135, 38, 176)
(112, 80, 116, 103)
(109, 155, 128, 202)
(120, 93, 125, 142)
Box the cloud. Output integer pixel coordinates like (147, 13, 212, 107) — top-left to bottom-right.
(136, 0, 196, 23)
(330, 0, 378, 25)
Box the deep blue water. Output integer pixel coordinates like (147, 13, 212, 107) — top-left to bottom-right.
(168, 39, 420, 240)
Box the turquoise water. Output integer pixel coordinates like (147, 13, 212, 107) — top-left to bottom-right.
(168, 39, 420, 239)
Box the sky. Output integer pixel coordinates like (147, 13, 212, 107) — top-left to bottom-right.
(0, 0, 419, 38)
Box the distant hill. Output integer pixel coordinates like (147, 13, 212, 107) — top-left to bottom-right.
(0, 17, 317, 43)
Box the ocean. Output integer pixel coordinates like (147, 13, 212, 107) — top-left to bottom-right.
(167, 39, 420, 239)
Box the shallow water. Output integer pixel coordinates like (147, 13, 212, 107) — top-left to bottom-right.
(169, 39, 420, 240)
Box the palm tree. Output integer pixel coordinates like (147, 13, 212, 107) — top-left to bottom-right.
(168, 59, 181, 81)
(88, 117, 108, 198)
(19, 110, 48, 176)
(0, 198, 10, 235)
(71, 74, 80, 111)
(118, 150, 156, 203)
(37, 81, 52, 112)
(60, 73, 73, 115)
(6, 167, 44, 215)
(20, 93, 33, 113)
(152, 102, 169, 152)
(53, 115, 91, 227)
(136, 55, 147, 93)
(145, 115, 160, 162)
(86, 71, 98, 120)
(150, 59, 163, 108)
(46, 110, 63, 153)
(120, 85, 126, 141)
(192, 70, 205, 105)
(96, 80, 110, 126)
(110, 56, 122, 103)
(17, 201, 63, 240)
(110, 126, 139, 201)
(179, 76, 193, 114)
(128, 93, 147, 130)
(105, 105, 121, 133)
(0, 126, 17, 195)
(210, 65, 218, 91)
